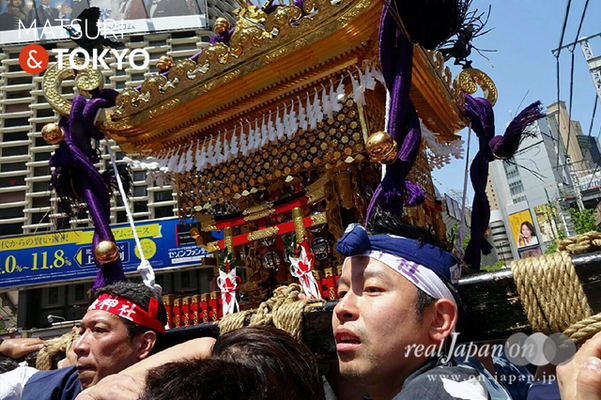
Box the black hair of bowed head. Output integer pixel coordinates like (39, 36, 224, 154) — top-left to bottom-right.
(212, 326, 326, 400)
(139, 358, 277, 400)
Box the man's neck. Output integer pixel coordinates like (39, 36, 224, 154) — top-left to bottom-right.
(365, 376, 406, 400)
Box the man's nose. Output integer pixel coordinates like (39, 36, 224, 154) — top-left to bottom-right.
(72, 331, 89, 357)
(334, 291, 359, 322)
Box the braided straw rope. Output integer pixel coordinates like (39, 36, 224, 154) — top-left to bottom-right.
(558, 231, 601, 255)
(512, 232, 601, 345)
(36, 330, 80, 370)
(218, 284, 324, 340)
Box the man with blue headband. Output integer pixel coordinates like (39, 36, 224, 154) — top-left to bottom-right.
(332, 207, 514, 400)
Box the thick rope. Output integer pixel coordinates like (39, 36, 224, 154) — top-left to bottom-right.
(511, 251, 592, 335)
(218, 284, 323, 340)
(564, 313, 601, 345)
(558, 231, 601, 255)
(36, 330, 80, 370)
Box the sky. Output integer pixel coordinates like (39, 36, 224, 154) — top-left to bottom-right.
(431, 0, 601, 198)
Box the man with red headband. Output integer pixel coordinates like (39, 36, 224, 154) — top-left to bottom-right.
(1, 281, 168, 400)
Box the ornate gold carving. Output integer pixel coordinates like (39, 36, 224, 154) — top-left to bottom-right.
(243, 201, 274, 215)
(247, 226, 280, 242)
(42, 57, 104, 116)
(291, 207, 306, 243)
(456, 68, 498, 107)
(243, 208, 276, 222)
(305, 172, 331, 205)
(224, 226, 234, 252)
(310, 212, 327, 226)
(207, 241, 221, 253)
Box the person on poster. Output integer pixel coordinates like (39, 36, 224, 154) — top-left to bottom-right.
(0, 0, 29, 31)
(27, 0, 59, 26)
(517, 221, 538, 248)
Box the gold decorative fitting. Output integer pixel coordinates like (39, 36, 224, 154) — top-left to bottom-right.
(214, 17, 231, 35)
(42, 58, 104, 116)
(190, 227, 201, 239)
(156, 56, 175, 73)
(247, 226, 280, 242)
(94, 240, 119, 264)
(366, 131, 397, 164)
(41, 123, 65, 145)
(292, 207, 306, 244)
(207, 241, 221, 253)
(456, 68, 498, 107)
(310, 212, 328, 226)
(243, 201, 274, 215)
(243, 208, 276, 222)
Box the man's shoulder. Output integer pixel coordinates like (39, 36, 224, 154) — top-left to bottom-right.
(22, 366, 81, 400)
(398, 365, 489, 400)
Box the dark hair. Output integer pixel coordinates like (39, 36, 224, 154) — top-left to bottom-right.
(94, 281, 167, 351)
(212, 326, 325, 400)
(521, 221, 536, 236)
(366, 206, 462, 320)
(0, 355, 19, 373)
(140, 358, 276, 400)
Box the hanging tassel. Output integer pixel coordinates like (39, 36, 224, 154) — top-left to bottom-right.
(240, 122, 248, 157)
(365, 63, 377, 90)
(229, 125, 238, 160)
(333, 75, 345, 112)
(167, 145, 181, 172)
(298, 96, 308, 131)
(325, 81, 335, 119)
(404, 180, 425, 206)
(491, 101, 545, 160)
(185, 143, 194, 172)
(102, 163, 133, 198)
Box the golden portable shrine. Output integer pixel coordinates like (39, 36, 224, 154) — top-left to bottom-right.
(42, 0, 484, 325)
(40, 0, 601, 353)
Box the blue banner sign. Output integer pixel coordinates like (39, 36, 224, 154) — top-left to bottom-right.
(0, 219, 208, 289)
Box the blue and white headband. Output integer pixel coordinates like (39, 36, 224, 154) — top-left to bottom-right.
(337, 224, 461, 305)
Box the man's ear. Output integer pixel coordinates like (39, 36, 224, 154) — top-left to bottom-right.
(428, 299, 457, 343)
(135, 331, 158, 360)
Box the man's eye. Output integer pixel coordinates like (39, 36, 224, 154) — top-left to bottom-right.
(365, 287, 383, 294)
(93, 327, 107, 333)
(337, 291, 348, 299)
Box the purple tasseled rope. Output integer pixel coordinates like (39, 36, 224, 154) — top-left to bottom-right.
(366, 6, 424, 223)
(53, 90, 127, 288)
(463, 94, 545, 269)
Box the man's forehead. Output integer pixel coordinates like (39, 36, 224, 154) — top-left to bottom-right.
(341, 256, 399, 281)
(82, 309, 126, 326)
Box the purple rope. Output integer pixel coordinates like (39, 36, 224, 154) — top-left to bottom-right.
(52, 90, 127, 288)
(463, 94, 545, 268)
(366, 6, 423, 223)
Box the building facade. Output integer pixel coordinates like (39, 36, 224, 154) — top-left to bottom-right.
(487, 117, 577, 260)
(0, 1, 236, 332)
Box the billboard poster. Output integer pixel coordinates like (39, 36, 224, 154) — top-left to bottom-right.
(508, 209, 539, 249)
(0, 0, 208, 44)
(533, 204, 560, 244)
(518, 246, 543, 259)
(0, 218, 208, 289)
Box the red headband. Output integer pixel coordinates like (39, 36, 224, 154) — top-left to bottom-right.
(88, 293, 166, 335)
